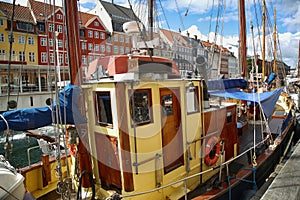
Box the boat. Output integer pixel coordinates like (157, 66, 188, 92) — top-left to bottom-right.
(0, 0, 297, 199)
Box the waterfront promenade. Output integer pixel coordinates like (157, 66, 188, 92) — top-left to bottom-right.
(260, 139, 300, 200)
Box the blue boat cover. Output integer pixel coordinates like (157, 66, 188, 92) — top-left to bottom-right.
(209, 87, 283, 118)
(0, 84, 86, 132)
(208, 78, 247, 91)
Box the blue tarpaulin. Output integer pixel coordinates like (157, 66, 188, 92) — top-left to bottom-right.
(0, 84, 86, 132)
(208, 78, 247, 91)
(209, 87, 283, 118)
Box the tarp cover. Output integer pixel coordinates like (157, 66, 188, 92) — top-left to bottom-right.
(209, 87, 283, 117)
(0, 84, 86, 132)
(208, 78, 247, 91)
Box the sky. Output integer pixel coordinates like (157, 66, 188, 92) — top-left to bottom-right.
(3, 0, 300, 69)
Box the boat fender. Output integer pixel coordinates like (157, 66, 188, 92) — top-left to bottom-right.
(204, 136, 221, 166)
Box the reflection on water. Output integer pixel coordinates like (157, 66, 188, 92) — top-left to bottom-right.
(0, 131, 42, 168)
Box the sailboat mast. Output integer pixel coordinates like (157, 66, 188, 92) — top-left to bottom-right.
(148, 0, 154, 56)
(64, 0, 92, 188)
(273, 7, 277, 74)
(298, 40, 300, 78)
(238, 0, 247, 78)
(149, 0, 153, 40)
(262, 0, 266, 80)
(64, 0, 82, 85)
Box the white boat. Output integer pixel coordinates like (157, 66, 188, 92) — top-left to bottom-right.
(0, 155, 25, 200)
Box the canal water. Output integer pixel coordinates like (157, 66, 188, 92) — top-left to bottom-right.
(0, 130, 43, 168)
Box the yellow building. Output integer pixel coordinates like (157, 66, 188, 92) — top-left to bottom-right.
(0, 1, 39, 94)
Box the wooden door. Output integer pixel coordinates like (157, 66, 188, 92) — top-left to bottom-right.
(95, 133, 122, 190)
(160, 88, 184, 174)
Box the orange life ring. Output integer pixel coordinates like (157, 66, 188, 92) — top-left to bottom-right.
(204, 136, 221, 166)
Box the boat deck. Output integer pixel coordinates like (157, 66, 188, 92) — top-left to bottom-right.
(259, 140, 300, 200)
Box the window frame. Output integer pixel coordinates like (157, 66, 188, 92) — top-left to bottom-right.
(186, 86, 200, 114)
(94, 91, 113, 128)
(129, 88, 153, 126)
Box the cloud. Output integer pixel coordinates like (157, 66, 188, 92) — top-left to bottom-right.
(185, 24, 299, 68)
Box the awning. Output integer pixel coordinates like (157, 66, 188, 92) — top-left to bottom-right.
(209, 87, 283, 118)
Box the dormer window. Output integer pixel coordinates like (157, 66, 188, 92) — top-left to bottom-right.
(17, 22, 33, 32)
(94, 21, 99, 26)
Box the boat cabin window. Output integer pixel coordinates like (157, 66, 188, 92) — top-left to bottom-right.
(227, 111, 232, 123)
(186, 86, 199, 114)
(95, 91, 113, 127)
(129, 89, 153, 126)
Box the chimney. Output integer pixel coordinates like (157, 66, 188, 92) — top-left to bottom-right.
(186, 31, 190, 37)
(112, 0, 114, 4)
(178, 28, 181, 33)
(194, 35, 197, 40)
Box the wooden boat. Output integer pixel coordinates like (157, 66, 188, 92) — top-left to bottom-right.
(0, 0, 297, 200)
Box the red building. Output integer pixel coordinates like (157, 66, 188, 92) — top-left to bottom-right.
(28, 0, 109, 82)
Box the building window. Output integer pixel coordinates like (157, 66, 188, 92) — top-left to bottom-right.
(49, 39, 53, 46)
(95, 91, 113, 126)
(88, 43, 93, 50)
(19, 51, 25, 61)
(0, 50, 5, 60)
(28, 37, 34, 45)
(8, 34, 14, 43)
(41, 37, 47, 46)
(17, 22, 33, 31)
(11, 50, 16, 61)
(106, 46, 111, 53)
(120, 46, 124, 54)
(18, 36, 25, 44)
(88, 30, 93, 38)
(29, 52, 35, 62)
(94, 21, 99, 26)
(119, 35, 124, 43)
(82, 55, 87, 65)
(125, 36, 129, 43)
(186, 86, 199, 114)
(49, 23, 54, 32)
(58, 39, 63, 47)
(0, 19, 3, 26)
(50, 53, 54, 63)
(0, 34, 4, 42)
(100, 32, 105, 39)
(95, 44, 99, 51)
(41, 52, 47, 63)
(88, 56, 93, 63)
(82, 42, 86, 50)
(94, 31, 99, 38)
(125, 47, 130, 54)
(37, 23, 45, 32)
(101, 45, 105, 53)
(129, 89, 153, 125)
(114, 34, 118, 42)
(113, 46, 118, 54)
(56, 14, 62, 19)
(59, 54, 63, 64)
(65, 54, 68, 64)
(57, 25, 63, 33)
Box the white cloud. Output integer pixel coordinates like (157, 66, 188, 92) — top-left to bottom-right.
(185, 24, 299, 68)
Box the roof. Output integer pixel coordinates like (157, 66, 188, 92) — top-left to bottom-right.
(160, 28, 191, 47)
(202, 40, 229, 52)
(101, 0, 137, 22)
(78, 12, 100, 28)
(0, 1, 35, 24)
(28, 0, 61, 21)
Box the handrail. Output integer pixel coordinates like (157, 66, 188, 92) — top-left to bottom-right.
(122, 135, 271, 199)
(133, 153, 162, 167)
(27, 142, 58, 167)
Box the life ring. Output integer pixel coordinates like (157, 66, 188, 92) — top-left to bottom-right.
(204, 136, 221, 166)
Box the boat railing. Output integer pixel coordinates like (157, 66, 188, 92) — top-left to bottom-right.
(26, 141, 58, 167)
(121, 134, 271, 199)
